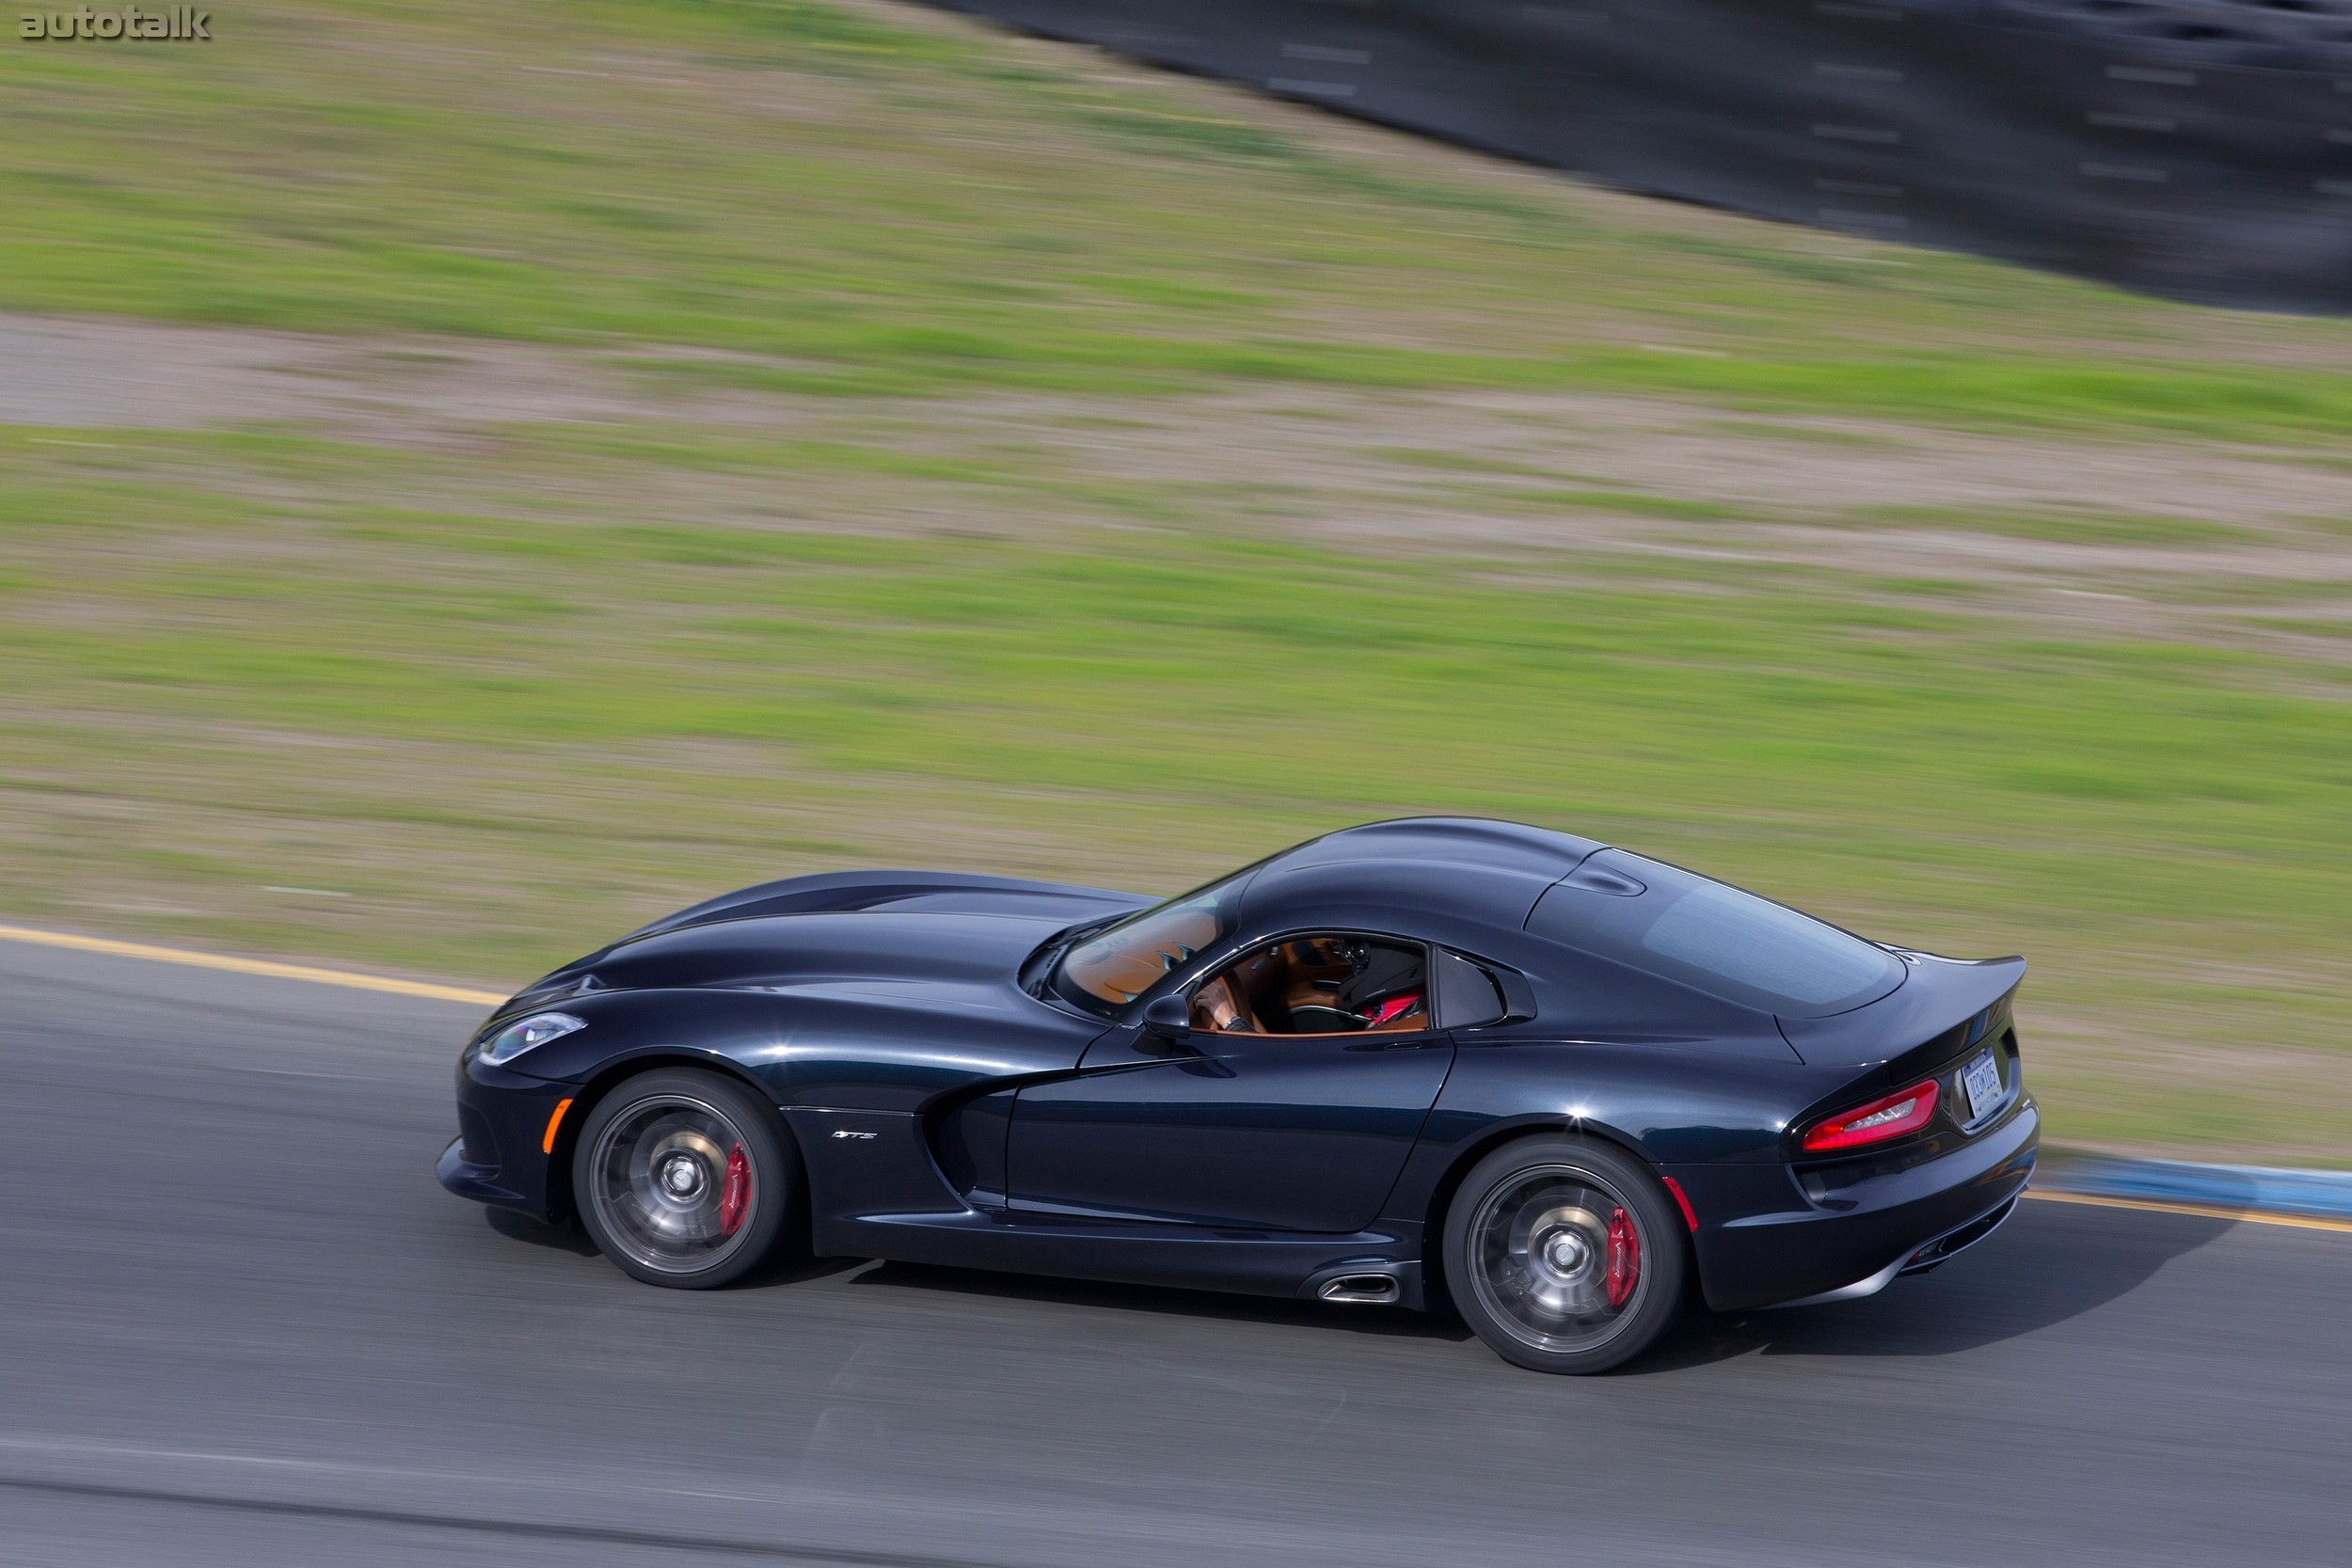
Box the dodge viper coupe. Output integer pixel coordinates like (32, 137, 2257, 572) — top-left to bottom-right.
(439, 817, 2036, 1373)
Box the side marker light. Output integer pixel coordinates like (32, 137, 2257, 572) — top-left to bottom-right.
(1661, 1175, 1700, 1232)
(542, 1097, 573, 1155)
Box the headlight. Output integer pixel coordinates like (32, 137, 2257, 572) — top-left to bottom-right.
(476, 1011, 586, 1068)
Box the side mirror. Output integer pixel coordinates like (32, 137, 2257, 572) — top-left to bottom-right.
(1139, 994, 1192, 1037)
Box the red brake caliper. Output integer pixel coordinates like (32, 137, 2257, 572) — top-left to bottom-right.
(1605, 1207, 1641, 1307)
(719, 1144, 751, 1236)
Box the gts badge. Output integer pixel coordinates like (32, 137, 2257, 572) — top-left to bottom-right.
(831, 1129, 879, 1140)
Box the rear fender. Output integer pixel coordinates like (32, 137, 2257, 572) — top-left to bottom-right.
(1383, 1035, 1862, 1307)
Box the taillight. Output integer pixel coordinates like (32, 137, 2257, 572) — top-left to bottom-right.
(1801, 1078, 1941, 1153)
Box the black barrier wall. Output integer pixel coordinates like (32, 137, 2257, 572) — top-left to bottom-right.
(932, 0, 2352, 311)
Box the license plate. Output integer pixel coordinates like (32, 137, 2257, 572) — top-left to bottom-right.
(1962, 1052, 2004, 1122)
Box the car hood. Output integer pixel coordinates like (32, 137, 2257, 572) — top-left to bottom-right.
(579, 909, 1080, 995)
(486, 905, 1121, 1101)
(502, 860, 1151, 1018)
(619, 869, 1148, 942)
(497, 869, 1145, 1009)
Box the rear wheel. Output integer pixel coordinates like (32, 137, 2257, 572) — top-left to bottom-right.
(1442, 1135, 1686, 1374)
(572, 1068, 794, 1289)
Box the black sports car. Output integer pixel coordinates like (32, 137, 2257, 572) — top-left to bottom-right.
(439, 817, 2036, 1373)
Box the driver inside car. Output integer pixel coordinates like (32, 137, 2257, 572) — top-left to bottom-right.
(1189, 936, 1427, 1035)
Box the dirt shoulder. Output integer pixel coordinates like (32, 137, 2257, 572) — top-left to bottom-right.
(8, 309, 2345, 658)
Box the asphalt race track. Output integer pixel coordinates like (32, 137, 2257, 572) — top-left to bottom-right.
(3, 937, 2345, 1568)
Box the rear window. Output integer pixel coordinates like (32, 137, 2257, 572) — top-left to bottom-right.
(1527, 849, 1903, 1018)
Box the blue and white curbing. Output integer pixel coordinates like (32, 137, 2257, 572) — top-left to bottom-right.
(2036, 1151, 2352, 1223)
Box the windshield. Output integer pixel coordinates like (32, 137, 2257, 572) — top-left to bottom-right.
(1051, 869, 1252, 1018)
(1528, 849, 1904, 1018)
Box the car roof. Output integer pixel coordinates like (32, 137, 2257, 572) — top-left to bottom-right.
(1240, 817, 1602, 930)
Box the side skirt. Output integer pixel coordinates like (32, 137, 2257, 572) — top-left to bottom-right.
(822, 1208, 1426, 1308)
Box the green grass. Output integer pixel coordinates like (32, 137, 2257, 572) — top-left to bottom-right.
(0, 0, 2348, 1162)
(4, 0, 2352, 437)
(2, 428, 2348, 1159)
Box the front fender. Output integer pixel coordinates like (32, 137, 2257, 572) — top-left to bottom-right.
(484, 988, 794, 1090)
(478, 983, 1102, 1115)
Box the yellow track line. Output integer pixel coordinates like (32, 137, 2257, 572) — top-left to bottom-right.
(2024, 1187, 2352, 1235)
(0, 923, 505, 1006)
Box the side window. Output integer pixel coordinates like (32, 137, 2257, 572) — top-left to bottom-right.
(1433, 949, 1509, 1029)
(1190, 935, 1430, 1037)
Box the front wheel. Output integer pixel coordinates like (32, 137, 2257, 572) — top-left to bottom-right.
(1442, 1135, 1687, 1374)
(571, 1068, 796, 1289)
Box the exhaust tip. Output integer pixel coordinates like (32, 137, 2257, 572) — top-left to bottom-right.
(1317, 1272, 1401, 1305)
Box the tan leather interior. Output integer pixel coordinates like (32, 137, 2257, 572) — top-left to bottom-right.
(1063, 906, 1223, 1005)
(1192, 935, 1427, 1036)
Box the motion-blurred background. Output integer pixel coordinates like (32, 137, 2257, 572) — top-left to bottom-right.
(3, 0, 2347, 1164)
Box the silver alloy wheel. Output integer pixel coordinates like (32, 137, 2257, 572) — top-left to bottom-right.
(586, 1092, 758, 1276)
(1466, 1163, 1648, 1354)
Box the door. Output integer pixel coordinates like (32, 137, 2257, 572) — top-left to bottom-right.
(1008, 934, 1455, 1232)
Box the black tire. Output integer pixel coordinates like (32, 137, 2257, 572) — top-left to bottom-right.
(1441, 1134, 1687, 1374)
(571, 1068, 797, 1289)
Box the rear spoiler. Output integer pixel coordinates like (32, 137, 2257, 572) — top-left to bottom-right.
(1776, 952, 2027, 1068)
